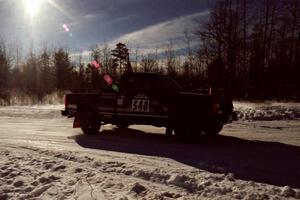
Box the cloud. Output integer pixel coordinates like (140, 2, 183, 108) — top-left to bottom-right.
(109, 10, 210, 54)
(70, 10, 210, 62)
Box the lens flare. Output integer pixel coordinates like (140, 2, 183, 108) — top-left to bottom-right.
(62, 24, 70, 32)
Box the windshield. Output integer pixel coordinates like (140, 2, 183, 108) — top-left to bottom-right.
(155, 76, 182, 93)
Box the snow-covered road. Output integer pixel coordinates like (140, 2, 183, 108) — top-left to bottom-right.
(0, 103, 300, 199)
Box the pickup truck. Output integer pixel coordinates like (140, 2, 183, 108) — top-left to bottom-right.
(61, 73, 236, 139)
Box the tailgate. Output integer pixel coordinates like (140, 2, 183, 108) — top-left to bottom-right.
(64, 93, 117, 116)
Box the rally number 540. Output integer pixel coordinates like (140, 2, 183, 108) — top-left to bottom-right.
(132, 99, 150, 112)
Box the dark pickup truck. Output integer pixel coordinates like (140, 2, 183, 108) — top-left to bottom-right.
(62, 73, 236, 139)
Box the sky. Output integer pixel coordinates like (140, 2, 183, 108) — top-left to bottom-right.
(0, 0, 215, 58)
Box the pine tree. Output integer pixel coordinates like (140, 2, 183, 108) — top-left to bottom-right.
(111, 43, 132, 75)
(54, 48, 72, 90)
(0, 42, 10, 103)
(40, 48, 54, 95)
(25, 50, 39, 95)
(0, 42, 10, 93)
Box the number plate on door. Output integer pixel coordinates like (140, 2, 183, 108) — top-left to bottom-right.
(132, 99, 150, 112)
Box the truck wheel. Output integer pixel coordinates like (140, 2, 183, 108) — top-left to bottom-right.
(174, 125, 185, 140)
(79, 110, 101, 135)
(81, 123, 101, 135)
(203, 122, 223, 137)
(165, 126, 173, 137)
(171, 112, 202, 141)
(115, 123, 130, 129)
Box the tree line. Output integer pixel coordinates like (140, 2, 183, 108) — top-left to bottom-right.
(0, 41, 185, 105)
(195, 0, 300, 99)
(0, 0, 299, 105)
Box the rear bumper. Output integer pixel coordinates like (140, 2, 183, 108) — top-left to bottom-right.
(61, 109, 77, 118)
(61, 110, 68, 116)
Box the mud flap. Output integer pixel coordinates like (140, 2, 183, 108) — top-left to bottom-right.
(73, 114, 80, 128)
(224, 112, 238, 123)
(232, 112, 238, 121)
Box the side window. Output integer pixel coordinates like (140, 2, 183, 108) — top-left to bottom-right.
(122, 77, 151, 95)
(123, 77, 142, 94)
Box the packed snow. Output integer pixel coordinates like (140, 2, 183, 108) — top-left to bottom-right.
(0, 102, 300, 199)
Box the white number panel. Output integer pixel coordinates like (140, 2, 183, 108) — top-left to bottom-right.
(132, 99, 150, 112)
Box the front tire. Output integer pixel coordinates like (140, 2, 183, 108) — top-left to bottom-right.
(173, 118, 223, 141)
(174, 121, 200, 142)
(203, 120, 223, 136)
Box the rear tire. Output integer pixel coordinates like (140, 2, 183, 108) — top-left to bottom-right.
(79, 109, 101, 135)
(173, 118, 223, 141)
(115, 123, 130, 129)
(81, 123, 101, 135)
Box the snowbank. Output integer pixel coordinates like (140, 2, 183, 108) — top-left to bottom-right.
(0, 91, 65, 106)
(234, 102, 300, 121)
(1, 145, 299, 200)
(0, 105, 64, 119)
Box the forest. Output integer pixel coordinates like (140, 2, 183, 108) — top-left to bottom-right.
(0, 0, 299, 105)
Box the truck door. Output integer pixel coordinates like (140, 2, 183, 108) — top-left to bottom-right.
(115, 76, 169, 124)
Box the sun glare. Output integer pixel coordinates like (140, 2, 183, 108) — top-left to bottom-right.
(23, 0, 42, 19)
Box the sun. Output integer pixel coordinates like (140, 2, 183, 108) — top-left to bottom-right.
(23, 0, 42, 19)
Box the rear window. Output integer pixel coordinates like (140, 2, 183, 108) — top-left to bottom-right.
(121, 74, 182, 95)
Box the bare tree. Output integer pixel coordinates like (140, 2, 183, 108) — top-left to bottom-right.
(140, 53, 158, 72)
(163, 41, 177, 77)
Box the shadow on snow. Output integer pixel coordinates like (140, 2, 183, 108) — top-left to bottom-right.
(74, 128, 300, 188)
